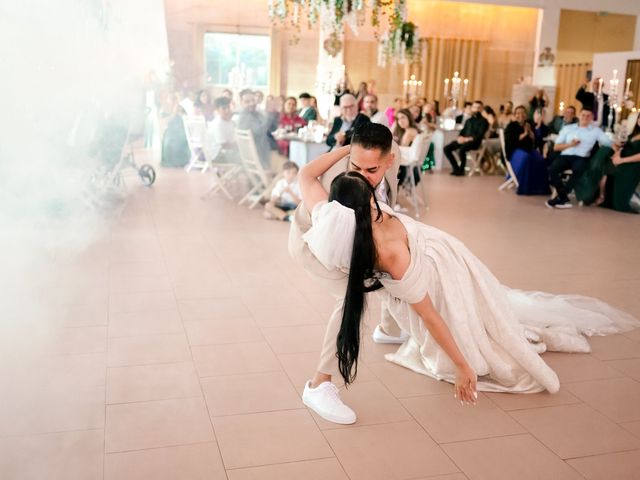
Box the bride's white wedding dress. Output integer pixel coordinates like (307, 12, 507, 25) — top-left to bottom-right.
(304, 201, 640, 393)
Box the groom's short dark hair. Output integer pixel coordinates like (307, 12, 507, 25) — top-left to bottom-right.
(351, 123, 392, 155)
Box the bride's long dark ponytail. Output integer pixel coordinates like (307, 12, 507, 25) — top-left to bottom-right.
(329, 171, 382, 385)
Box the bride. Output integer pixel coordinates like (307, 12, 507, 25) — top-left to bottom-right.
(299, 141, 640, 408)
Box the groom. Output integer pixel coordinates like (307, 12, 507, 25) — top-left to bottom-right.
(289, 123, 404, 424)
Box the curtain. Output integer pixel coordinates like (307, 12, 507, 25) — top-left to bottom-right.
(554, 63, 591, 113)
(625, 60, 640, 109)
(415, 37, 487, 107)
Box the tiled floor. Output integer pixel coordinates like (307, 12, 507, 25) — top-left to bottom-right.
(2, 160, 640, 480)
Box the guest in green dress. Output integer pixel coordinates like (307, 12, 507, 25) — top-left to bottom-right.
(576, 116, 640, 213)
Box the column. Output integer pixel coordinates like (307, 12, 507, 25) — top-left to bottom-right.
(533, 6, 560, 87)
(316, 26, 344, 122)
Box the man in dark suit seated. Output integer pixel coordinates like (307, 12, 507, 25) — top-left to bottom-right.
(576, 78, 610, 129)
(444, 100, 489, 176)
(548, 105, 577, 134)
(326, 94, 370, 151)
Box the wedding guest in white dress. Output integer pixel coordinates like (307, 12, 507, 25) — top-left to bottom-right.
(299, 146, 640, 418)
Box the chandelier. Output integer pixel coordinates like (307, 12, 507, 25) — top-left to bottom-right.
(268, 0, 416, 64)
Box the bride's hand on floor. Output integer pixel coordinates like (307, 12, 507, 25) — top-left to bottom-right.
(454, 364, 477, 405)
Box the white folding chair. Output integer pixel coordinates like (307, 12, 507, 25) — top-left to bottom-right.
(399, 133, 431, 218)
(203, 148, 243, 201)
(465, 137, 487, 177)
(497, 128, 519, 191)
(235, 129, 276, 208)
(183, 115, 209, 173)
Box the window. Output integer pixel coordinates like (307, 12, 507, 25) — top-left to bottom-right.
(204, 33, 270, 88)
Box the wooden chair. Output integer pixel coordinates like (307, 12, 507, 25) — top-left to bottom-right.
(399, 133, 431, 218)
(183, 115, 209, 173)
(235, 129, 276, 208)
(497, 128, 519, 191)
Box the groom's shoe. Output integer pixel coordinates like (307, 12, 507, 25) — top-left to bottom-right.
(372, 325, 409, 344)
(302, 381, 356, 425)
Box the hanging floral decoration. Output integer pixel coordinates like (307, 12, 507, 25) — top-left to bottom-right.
(268, 0, 417, 62)
(377, 20, 419, 67)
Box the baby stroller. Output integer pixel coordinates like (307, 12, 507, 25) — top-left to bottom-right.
(90, 115, 156, 189)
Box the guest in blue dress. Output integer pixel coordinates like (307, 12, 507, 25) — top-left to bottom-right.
(504, 106, 551, 195)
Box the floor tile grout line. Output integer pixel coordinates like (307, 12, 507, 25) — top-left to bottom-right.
(148, 190, 231, 480)
(222, 455, 340, 472)
(262, 319, 351, 477)
(104, 438, 222, 456)
(502, 405, 605, 474)
(0, 427, 104, 441)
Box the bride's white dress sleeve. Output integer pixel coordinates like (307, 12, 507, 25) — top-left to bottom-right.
(302, 201, 355, 272)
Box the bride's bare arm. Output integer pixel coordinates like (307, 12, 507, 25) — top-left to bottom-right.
(299, 145, 350, 213)
(384, 246, 477, 404)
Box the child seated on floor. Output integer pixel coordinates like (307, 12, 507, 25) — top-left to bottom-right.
(264, 161, 301, 221)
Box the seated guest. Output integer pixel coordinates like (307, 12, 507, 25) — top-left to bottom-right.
(355, 81, 369, 111)
(264, 161, 301, 221)
(532, 108, 550, 154)
(444, 100, 489, 176)
(546, 108, 612, 209)
(456, 102, 472, 125)
(394, 109, 421, 189)
(504, 105, 550, 195)
(576, 78, 610, 128)
(310, 96, 322, 123)
(498, 101, 514, 128)
(385, 97, 403, 126)
(237, 89, 273, 169)
(528, 89, 548, 119)
(276, 97, 307, 156)
(420, 101, 441, 172)
(298, 93, 317, 122)
(409, 103, 422, 125)
(549, 105, 577, 134)
(194, 90, 214, 122)
(575, 114, 640, 213)
(393, 109, 419, 147)
(326, 94, 370, 150)
(161, 101, 190, 167)
(207, 96, 236, 161)
(420, 99, 444, 173)
(481, 105, 502, 172)
(362, 94, 389, 128)
(421, 102, 438, 131)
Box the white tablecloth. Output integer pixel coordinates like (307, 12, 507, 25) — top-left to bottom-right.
(289, 140, 328, 168)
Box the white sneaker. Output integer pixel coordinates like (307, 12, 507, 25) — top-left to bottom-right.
(372, 325, 409, 344)
(302, 381, 356, 425)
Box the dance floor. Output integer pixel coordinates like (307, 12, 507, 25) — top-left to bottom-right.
(1, 162, 640, 480)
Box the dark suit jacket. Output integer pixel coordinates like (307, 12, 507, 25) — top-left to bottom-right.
(326, 113, 370, 150)
(576, 86, 611, 127)
(460, 114, 489, 148)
